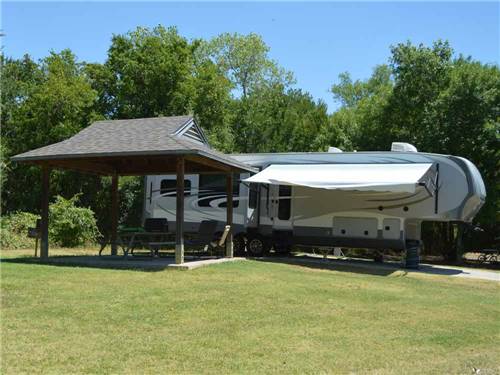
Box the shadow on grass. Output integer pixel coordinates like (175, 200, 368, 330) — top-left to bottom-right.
(2, 253, 471, 279)
(0, 255, 180, 272)
(255, 255, 467, 278)
(255, 256, 398, 276)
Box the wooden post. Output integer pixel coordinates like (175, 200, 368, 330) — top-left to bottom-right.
(111, 174, 119, 256)
(40, 165, 50, 259)
(175, 157, 185, 264)
(225, 172, 234, 258)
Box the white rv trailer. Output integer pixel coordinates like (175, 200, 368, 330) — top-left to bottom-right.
(143, 143, 486, 259)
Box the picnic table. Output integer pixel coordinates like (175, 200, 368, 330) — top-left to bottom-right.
(118, 230, 175, 257)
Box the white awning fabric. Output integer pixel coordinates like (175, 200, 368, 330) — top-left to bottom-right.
(243, 163, 436, 193)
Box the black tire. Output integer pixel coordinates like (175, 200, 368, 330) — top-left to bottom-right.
(246, 234, 270, 257)
(233, 234, 246, 256)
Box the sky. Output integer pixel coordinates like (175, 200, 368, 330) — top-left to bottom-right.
(2, 1, 499, 111)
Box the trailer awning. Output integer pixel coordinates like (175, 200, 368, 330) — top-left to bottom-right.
(243, 163, 436, 193)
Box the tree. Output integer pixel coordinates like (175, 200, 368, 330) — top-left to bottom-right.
(192, 61, 234, 152)
(198, 32, 297, 153)
(200, 32, 294, 98)
(278, 89, 329, 152)
(233, 83, 329, 153)
(381, 40, 454, 151)
(94, 26, 195, 119)
(329, 65, 393, 150)
(314, 108, 357, 152)
(1, 50, 98, 213)
(1, 54, 42, 127)
(331, 65, 392, 108)
(1, 54, 42, 203)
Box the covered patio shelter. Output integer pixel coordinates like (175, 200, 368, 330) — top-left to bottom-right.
(11, 115, 256, 264)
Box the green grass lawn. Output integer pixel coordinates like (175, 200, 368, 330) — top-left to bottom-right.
(1, 249, 499, 374)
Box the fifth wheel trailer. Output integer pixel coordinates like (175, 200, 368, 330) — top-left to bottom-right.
(143, 144, 486, 265)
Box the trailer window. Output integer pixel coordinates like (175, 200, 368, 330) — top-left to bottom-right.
(248, 183, 258, 209)
(278, 185, 291, 220)
(160, 179, 191, 196)
(198, 174, 239, 208)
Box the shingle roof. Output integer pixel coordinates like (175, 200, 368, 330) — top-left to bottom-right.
(11, 116, 255, 172)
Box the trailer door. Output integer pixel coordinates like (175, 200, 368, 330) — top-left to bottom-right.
(270, 184, 293, 231)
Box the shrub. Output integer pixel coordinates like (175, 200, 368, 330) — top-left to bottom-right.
(0, 211, 39, 249)
(49, 194, 100, 247)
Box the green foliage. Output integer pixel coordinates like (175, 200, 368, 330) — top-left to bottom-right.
(237, 85, 329, 152)
(331, 65, 392, 109)
(1, 50, 98, 214)
(49, 194, 100, 247)
(96, 26, 195, 118)
(330, 65, 393, 150)
(0, 212, 39, 249)
(192, 61, 235, 152)
(0, 141, 9, 195)
(6, 50, 97, 155)
(421, 222, 459, 261)
(200, 32, 294, 98)
(1, 54, 43, 127)
(382, 40, 455, 150)
(314, 109, 356, 152)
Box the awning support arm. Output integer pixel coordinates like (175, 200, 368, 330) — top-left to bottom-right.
(434, 163, 440, 214)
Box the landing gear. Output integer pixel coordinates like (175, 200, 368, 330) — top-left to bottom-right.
(246, 234, 270, 257)
(373, 251, 384, 263)
(274, 243, 292, 255)
(271, 230, 293, 256)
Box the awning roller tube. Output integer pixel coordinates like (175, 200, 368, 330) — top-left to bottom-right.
(243, 163, 436, 194)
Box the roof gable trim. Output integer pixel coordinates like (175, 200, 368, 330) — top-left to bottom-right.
(173, 118, 210, 147)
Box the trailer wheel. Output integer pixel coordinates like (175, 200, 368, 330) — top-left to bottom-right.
(247, 234, 269, 257)
(233, 234, 246, 256)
